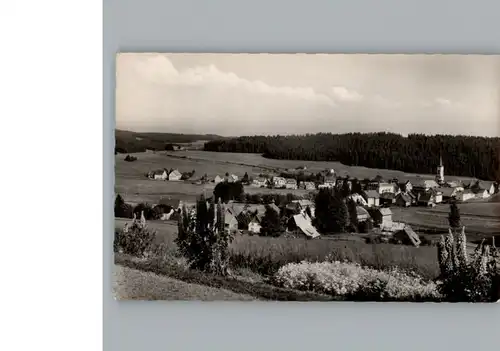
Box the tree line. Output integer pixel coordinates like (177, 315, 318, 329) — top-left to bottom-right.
(204, 132, 500, 181)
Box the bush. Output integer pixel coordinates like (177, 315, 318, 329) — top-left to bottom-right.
(114, 213, 158, 257)
(124, 154, 137, 162)
(175, 196, 234, 275)
(437, 227, 499, 302)
(133, 203, 161, 220)
(114, 194, 133, 219)
(272, 261, 441, 301)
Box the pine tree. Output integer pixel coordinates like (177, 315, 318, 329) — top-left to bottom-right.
(242, 172, 249, 184)
(313, 188, 350, 233)
(260, 204, 283, 237)
(347, 198, 358, 232)
(448, 202, 461, 229)
(332, 193, 350, 233)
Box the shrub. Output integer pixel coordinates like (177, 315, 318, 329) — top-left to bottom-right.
(437, 226, 499, 302)
(175, 196, 234, 275)
(272, 261, 441, 301)
(114, 194, 133, 219)
(114, 212, 158, 257)
(124, 154, 137, 162)
(133, 203, 160, 220)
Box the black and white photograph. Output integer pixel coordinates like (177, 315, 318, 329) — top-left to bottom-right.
(113, 53, 500, 302)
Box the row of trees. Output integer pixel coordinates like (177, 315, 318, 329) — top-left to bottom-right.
(114, 195, 174, 220)
(204, 132, 500, 181)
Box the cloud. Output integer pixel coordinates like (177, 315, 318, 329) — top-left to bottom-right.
(331, 86, 363, 102)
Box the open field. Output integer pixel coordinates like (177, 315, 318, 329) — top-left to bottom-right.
(115, 218, 440, 279)
(165, 150, 478, 183)
(391, 203, 500, 238)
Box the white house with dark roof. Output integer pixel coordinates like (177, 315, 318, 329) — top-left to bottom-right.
(168, 169, 182, 181)
(285, 178, 298, 190)
(363, 190, 380, 207)
(252, 177, 269, 188)
(272, 176, 286, 188)
(149, 169, 168, 180)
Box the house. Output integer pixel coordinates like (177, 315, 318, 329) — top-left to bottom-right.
(372, 208, 393, 228)
(149, 169, 168, 180)
(288, 213, 320, 239)
(412, 179, 439, 192)
(248, 214, 262, 234)
(168, 169, 182, 181)
(432, 189, 443, 204)
(417, 192, 435, 207)
(225, 174, 239, 183)
(395, 193, 412, 207)
(378, 182, 397, 194)
(379, 192, 396, 206)
(158, 197, 182, 210)
(356, 206, 371, 222)
(474, 181, 495, 196)
(224, 210, 238, 231)
(272, 177, 286, 189)
(299, 181, 316, 190)
(252, 177, 269, 188)
(473, 188, 490, 199)
(363, 190, 380, 207)
(445, 181, 463, 190)
(399, 180, 413, 193)
(290, 199, 315, 216)
(285, 178, 298, 190)
(322, 175, 336, 188)
(438, 187, 460, 202)
(456, 190, 475, 202)
(349, 193, 368, 206)
(214, 175, 224, 184)
(393, 225, 421, 247)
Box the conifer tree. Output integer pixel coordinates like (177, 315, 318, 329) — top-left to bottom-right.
(260, 204, 283, 237)
(448, 202, 461, 229)
(347, 198, 359, 232)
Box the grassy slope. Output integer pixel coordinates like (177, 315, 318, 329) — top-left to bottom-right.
(113, 264, 256, 301)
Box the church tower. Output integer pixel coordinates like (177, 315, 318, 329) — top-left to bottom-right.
(436, 155, 445, 184)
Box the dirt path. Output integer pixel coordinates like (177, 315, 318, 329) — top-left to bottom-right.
(112, 265, 256, 301)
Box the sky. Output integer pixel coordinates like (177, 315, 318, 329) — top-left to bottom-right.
(115, 53, 500, 137)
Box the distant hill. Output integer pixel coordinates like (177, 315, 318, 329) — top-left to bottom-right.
(115, 129, 225, 154)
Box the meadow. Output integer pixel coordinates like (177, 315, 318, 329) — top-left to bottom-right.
(115, 218, 440, 280)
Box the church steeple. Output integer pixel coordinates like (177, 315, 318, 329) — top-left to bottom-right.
(436, 154, 445, 184)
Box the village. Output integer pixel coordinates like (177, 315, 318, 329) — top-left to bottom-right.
(141, 155, 498, 247)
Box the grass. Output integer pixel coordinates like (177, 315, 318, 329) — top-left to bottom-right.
(115, 253, 338, 301)
(115, 218, 440, 280)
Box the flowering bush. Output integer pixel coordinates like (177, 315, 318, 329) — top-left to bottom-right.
(114, 211, 158, 258)
(272, 261, 442, 301)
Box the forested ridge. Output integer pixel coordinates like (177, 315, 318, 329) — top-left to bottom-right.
(204, 132, 500, 181)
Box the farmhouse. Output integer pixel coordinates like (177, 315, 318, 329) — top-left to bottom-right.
(323, 175, 336, 188)
(372, 208, 393, 228)
(445, 181, 463, 190)
(226, 174, 239, 183)
(363, 190, 380, 207)
(473, 188, 490, 199)
(379, 192, 396, 206)
(349, 193, 368, 206)
(159, 197, 182, 210)
(247, 214, 262, 234)
(432, 189, 443, 204)
(413, 179, 439, 192)
(378, 182, 397, 194)
(395, 193, 412, 207)
(224, 210, 238, 231)
(417, 192, 435, 207)
(272, 176, 286, 188)
(398, 180, 413, 193)
(457, 189, 475, 202)
(438, 187, 460, 202)
(252, 177, 268, 188)
(168, 169, 182, 181)
(287, 213, 320, 239)
(299, 181, 316, 190)
(149, 169, 168, 180)
(393, 225, 421, 247)
(285, 178, 298, 190)
(356, 206, 371, 222)
(214, 175, 224, 184)
(473, 181, 495, 196)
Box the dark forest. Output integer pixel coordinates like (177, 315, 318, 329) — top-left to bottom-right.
(204, 132, 499, 181)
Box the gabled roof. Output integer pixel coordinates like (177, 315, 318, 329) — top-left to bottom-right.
(438, 187, 456, 197)
(286, 178, 297, 184)
(152, 169, 167, 175)
(356, 206, 370, 217)
(380, 192, 396, 199)
(476, 181, 494, 190)
(397, 193, 412, 202)
(169, 169, 182, 176)
(292, 199, 313, 207)
(364, 190, 380, 199)
(419, 192, 434, 202)
(159, 198, 181, 208)
(267, 203, 280, 214)
(292, 214, 320, 239)
(403, 225, 421, 247)
(378, 208, 392, 216)
(413, 179, 439, 189)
